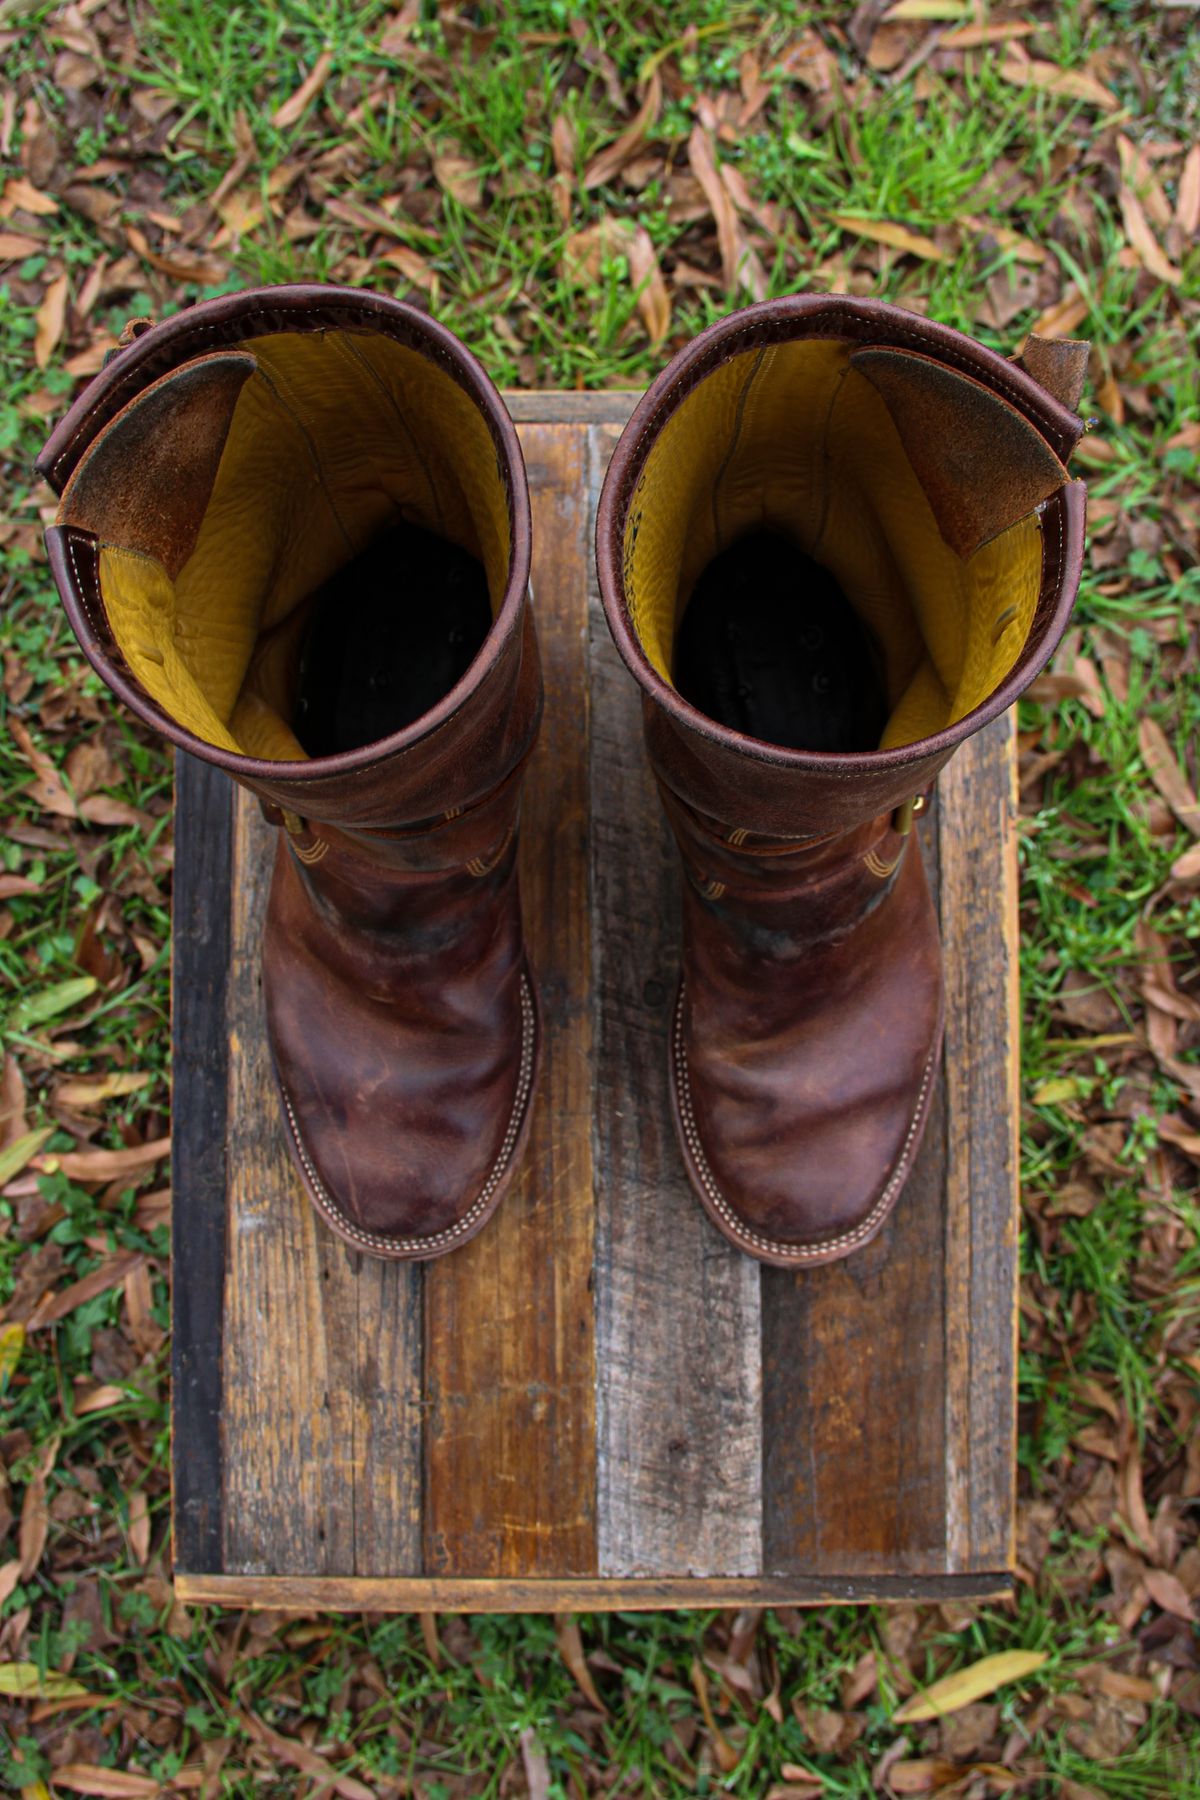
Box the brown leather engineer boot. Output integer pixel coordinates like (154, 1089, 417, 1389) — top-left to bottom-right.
(597, 295, 1087, 1267)
(39, 285, 541, 1260)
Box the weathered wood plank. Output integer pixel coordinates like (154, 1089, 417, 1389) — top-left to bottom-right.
(221, 796, 423, 1576)
(587, 422, 764, 1579)
(938, 715, 1019, 1573)
(177, 1569, 1012, 1613)
(761, 821, 949, 1580)
(502, 390, 639, 425)
(423, 422, 597, 1577)
(171, 752, 233, 1575)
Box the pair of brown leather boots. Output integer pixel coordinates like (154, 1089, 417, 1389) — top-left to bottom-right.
(39, 287, 1086, 1267)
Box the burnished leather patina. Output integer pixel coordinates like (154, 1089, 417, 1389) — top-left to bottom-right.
(597, 294, 1087, 1266)
(40, 285, 541, 1260)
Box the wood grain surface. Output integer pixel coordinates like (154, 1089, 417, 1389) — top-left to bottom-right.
(171, 401, 1020, 1609)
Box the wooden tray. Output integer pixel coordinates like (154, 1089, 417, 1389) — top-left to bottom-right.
(170, 392, 1020, 1613)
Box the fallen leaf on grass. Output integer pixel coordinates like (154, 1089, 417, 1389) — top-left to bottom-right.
(1145, 1566, 1195, 1621)
(893, 1650, 1048, 1722)
(0, 1664, 89, 1700)
(1170, 843, 1200, 882)
(271, 48, 334, 129)
(627, 226, 670, 346)
(0, 1320, 25, 1384)
(45, 1770, 159, 1798)
(1116, 135, 1171, 227)
(26, 1249, 147, 1329)
(1138, 717, 1200, 835)
(36, 1138, 169, 1183)
(73, 1384, 131, 1415)
(127, 1488, 151, 1565)
(1119, 187, 1182, 286)
(55, 1072, 153, 1110)
(0, 1126, 54, 1186)
(433, 152, 485, 208)
(34, 272, 68, 368)
(691, 1657, 740, 1773)
(1177, 144, 1200, 236)
(519, 1727, 551, 1800)
(555, 1613, 608, 1712)
(828, 214, 947, 262)
(999, 57, 1118, 111)
(3, 176, 58, 214)
(238, 1709, 375, 1800)
(582, 71, 661, 189)
(884, 0, 970, 17)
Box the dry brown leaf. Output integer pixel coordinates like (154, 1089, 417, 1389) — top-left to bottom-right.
(519, 1727, 551, 1800)
(1118, 187, 1183, 286)
(1170, 843, 1200, 882)
(554, 1613, 609, 1713)
(1031, 291, 1090, 338)
(828, 213, 948, 262)
(34, 272, 68, 369)
(55, 1071, 153, 1109)
(238, 1710, 375, 1800)
(419, 1611, 441, 1667)
(1176, 143, 1200, 235)
(4, 176, 58, 214)
(1117, 135, 1171, 227)
(74, 1383, 130, 1416)
(582, 71, 661, 190)
(271, 48, 335, 129)
(46, 1770, 160, 1798)
(1138, 718, 1200, 835)
(381, 246, 436, 290)
(688, 126, 743, 291)
(127, 1488, 151, 1565)
(941, 22, 1035, 47)
(26, 1250, 147, 1329)
(627, 226, 670, 347)
(999, 57, 1118, 111)
(433, 152, 485, 208)
(1145, 1566, 1195, 1620)
(690, 1658, 740, 1774)
(18, 1470, 48, 1579)
(0, 230, 43, 258)
(37, 1138, 169, 1183)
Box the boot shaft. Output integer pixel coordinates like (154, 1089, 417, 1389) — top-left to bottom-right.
(40, 285, 539, 835)
(597, 294, 1086, 838)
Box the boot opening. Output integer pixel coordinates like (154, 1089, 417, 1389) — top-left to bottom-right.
(673, 530, 887, 754)
(293, 519, 491, 757)
(56, 329, 512, 762)
(620, 336, 1069, 752)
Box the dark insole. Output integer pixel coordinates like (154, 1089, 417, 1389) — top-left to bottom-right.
(293, 519, 492, 758)
(672, 530, 888, 754)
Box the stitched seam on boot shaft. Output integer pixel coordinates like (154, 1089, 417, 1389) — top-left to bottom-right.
(279, 974, 536, 1254)
(672, 984, 935, 1260)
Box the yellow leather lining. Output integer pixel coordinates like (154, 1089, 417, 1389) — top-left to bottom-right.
(623, 339, 1048, 749)
(62, 331, 511, 761)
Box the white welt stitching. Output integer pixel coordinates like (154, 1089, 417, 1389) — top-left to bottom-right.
(279, 975, 536, 1254)
(672, 985, 935, 1261)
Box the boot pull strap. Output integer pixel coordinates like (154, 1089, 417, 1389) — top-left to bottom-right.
(1015, 335, 1090, 415)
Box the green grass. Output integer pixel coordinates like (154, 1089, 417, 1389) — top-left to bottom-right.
(1, 0, 1198, 1795)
